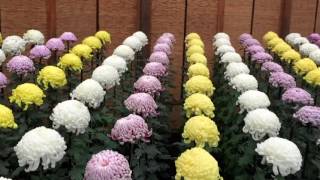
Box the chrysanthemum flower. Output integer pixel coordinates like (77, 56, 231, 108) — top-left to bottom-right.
(224, 62, 250, 80)
(239, 33, 253, 44)
(0, 49, 5, 66)
(175, 147, 223, 180)
(82, 36, 103, 50)
(263, 31, 278, 43)
(187, 53, 207, 65)
(229, 74, 258, 92)
(269, 72, 296, 89)
(124, 93, 158, 118)
(184, 75, 215, 97)
(187, 38, 204, 48)
(185, 33, 201, 42)
(70, 44, 93, 61)
(14, 126, 67, 172)
(0, 104, 17, 129)
(213, 38, 231, 48)
(251, 52, 273, 64)
(37, 66, 67, 90)
(2, 35, 26, 55)
(134, 75, 163, 97)
(282, 88, 314, 105)
(122, 36, 143, 52)
(299, 43, 318, 57)
(220, 52, 242, 64)
(9, 83, 45, 110)
(95, 30, 111, 44)
(29, 45, 51, 59)
(184, 93, 215, 118)
(162, 32, 175, 43)
(0, 177, 12, 180)
(246, 45, 265, 55)
(304, 68, 320, 86)
(0, 72, 8, 88)
(243, 39, 261, 48)
(293, 37, 309, 48)
(272, 43, 291, 56)
(57, 53, 82, 72)
(237, 90, 270, 113)
(143, 62, 167, 78)
(102, 55, 127, 75)
(281, 49, 301, 64)
(84, 150, 132, 180)
(148, 51, 169, 66)
(110, 114, 152, 144)
(23, 29, 44, 45)
(186, 45, 204, 57)
(50, 100, 90, 135)
(285, 33, 301, 46)
(215, 45, 235, 56)
(266, 37, 283, 49)
(132, 31, 148, 46)
(293, 58, 317, 76)
(113, 45, 135, 62)
(156, 36, 173, 47)
(308, 33, 320, 43)
(7, 55, 35, 76)
(182, 115, 220, 147)
(71, 79, 106, 109)
(91, 65, 120, 89)
(243, 108, 281, 140)
(261, 62, 284, 74)
(255, 137, 302, 176)
(214, 32, 230, 41)
(293, 106, 320, 127)
(59, 32, 77, 42)
(45, 38, 65, 51)
(187, 63, 210, 78)
(153, 43, 172, 56)
(309, 49, 320, 65)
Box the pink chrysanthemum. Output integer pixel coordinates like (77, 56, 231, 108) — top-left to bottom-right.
(269, 72, 296, 90)
(59, 32, 77, 42)
(261, 62, 284, 74)
(46, 38, 65, 51)
(124, 93, 158, 118)
(162, 33, 176, 43)
(7, 55, 35, 76)
(153, 43, 172, 56)
(148, 51, 169, 66)
(134, 75, 163, 97)
(282, 88, 314, 106)
(156, 36, 173, 47)
(294, 106, 320, 127)
(29, 45, 51, 59)
(143, 62, 167, 78)
(0, 72, 8, 88)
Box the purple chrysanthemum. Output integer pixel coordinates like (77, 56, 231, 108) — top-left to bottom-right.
(269, 72, 296, 89)
(261, 62, 284, 73)
(124, 93, 158, 118)
(239, 33, 253, 44)
(252, 52, 273, 64)
(0, 72, 8, 88)
(282, 88, 314, 105)
(7, 55, 35, 76)
(243, 38, 261, 48)
(110, 114, 152, 144)
(308, 33, 320, 43)
(143, 62, 167, 78)
(59, 32, 77, 42)
(29, 45, 51, 59)
(293, 106, 320, 127)
(153, 43, 171, 56)
(156, 36, 173, 47)
(84, 150, 132, 180)
(134, 75, 163, 97)
(316, 39, 320, 47)
(46, 38, 65, 51)
(246, 45, 265, 55)
(162, 33, 175, 43)
(148, 51, 169, 66)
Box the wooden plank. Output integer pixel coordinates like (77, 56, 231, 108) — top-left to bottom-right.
(216, 0, 225, 32)
(46, 0, 56, 38)
(56, 0, 96, 41)
(315, 0, 320, 32)
(139, 0, 151, 55)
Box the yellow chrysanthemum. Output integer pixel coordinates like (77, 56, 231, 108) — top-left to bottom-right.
(184, 75, 215, 97)
(82, 36, 102, 50)
(95, 30, 111, 44)
(272, 43, 291, 56)
(187, 63, 210, 78)
(281, 49, 301, 64)
(70, 44, 93, 61)
(187, 38, 204, 48)
(37, 66, 67, 90)
(184, 93, 215, 118)
(0, 104, 17, 129)
(0, 33, 2, 46)
(57, 53, 83, 72)
(293, 58, 317, 76)
(304, 68, 320, 86)
(186, 45, 204, 57)
(9, 83, 45, 110)
(267, 37, 284, 49)
(263, 31, 278, 43)
(175, 147, 223, 180)
(185, 33, 201, 43)
(187, 53, 207, 65)
(182, 115, 220, 148)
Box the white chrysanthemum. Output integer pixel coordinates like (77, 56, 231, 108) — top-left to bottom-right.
(293, 37, 309, 48)
(0, 177, 12, 180)
(220, 52, 242, 64)
(215, 45, 235, 56)
(299, 43, 318, 57)
(255, 137, 302, 176)
(122, 36, 143, 52)
(2, 35, 26, 56)
(213, 38, 231, 48)
(50, 100, 91, 135)
(224, 62, 250, 80)
(113, 45, 135, 62)
(91, 65, 120, 90)
(14, 126, 67, 172)
(71, 79, 106, 109)
(285, 33, 301, 46)
(243, 108, 281, 140)
(309, 49, 320, 65)
(133, 31, 148, 46)
(213, 32, 230, 41)
(102, 55, 127, 75)
(236, 90, 270, 113)
(229, 74, 258, 92)
(0, 49, 6, 66)
(23, 29, 45, 45)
